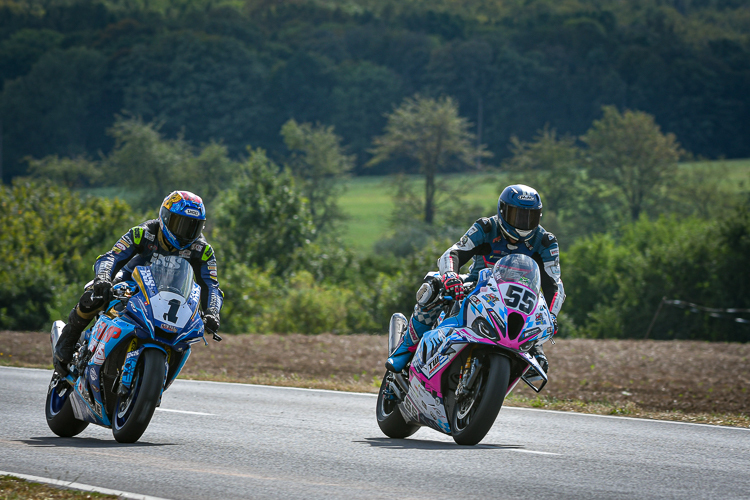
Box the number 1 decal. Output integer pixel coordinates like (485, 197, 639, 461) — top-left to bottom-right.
(504, 285, 536, 314)
(163, 299, 180, 323)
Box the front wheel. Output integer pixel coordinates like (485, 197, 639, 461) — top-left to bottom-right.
(112, 349, 166, 443)
(451, 352, 511, 446)
(376, 373, 419, 439)
(45, 375, 89, 437)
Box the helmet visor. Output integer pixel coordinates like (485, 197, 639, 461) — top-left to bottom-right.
(504, 205, 541, 231)
(166, 213, 204, 245)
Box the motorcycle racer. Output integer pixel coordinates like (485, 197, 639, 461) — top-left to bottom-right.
(53, 190, 224, 376)
(386, 184, 565, 375)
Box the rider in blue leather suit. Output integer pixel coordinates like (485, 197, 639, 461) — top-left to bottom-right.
(386, 184, 565, 374)
(53, 191, 224, 376)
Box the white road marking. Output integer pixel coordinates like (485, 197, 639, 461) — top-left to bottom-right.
(507, 449, 561, 456)
(503, 406, 750, 431)
(155, 408, 214, 416)
(0, 470, 171, 500)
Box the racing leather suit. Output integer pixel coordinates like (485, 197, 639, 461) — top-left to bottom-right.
(55, 220, 223, 372)
(387, 215, 565, 373)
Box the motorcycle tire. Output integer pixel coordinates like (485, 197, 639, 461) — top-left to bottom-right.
(45, 375, 89, 437)
(451, 352, 510, 446)
(376, 373, 419, 439)
(112, 349, 166, 443)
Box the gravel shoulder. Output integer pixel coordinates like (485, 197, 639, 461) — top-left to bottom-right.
(3, 331, 748, 427)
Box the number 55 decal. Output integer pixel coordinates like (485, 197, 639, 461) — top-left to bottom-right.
(504, 285, 536, 314)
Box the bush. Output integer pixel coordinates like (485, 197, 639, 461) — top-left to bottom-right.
(563, 209, 750, 342)
(0, 180, 137, 329)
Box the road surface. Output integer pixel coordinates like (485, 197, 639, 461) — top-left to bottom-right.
(1, 366, 749, 499)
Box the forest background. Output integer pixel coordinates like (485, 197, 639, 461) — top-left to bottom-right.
(1, 0, 749, 343)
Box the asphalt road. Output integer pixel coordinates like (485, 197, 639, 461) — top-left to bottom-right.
(1, 366, 749, 500)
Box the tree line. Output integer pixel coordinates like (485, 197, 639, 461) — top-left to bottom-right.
(2, 0, 750, 181)
(2, 96, 748, 342)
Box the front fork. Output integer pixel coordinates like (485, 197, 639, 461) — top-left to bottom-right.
(384, 372, 410, 402)
(456, 346, 481, 400)
(116, 339, 170, 397)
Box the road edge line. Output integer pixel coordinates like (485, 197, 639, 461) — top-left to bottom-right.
(0, 470, 171, 500)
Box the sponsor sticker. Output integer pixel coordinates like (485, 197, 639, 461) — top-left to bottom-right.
(180, 250, 192, 258)
(483, 293, 500, 304)
(209, 270, 218, 277)
(185, 208, 201, 217)
(145, 231, 155, 241)
(550, 248, 559, 257)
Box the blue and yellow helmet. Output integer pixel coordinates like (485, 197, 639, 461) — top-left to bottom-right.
(497, 184, 542, 241)
(158, 191, 206, 250)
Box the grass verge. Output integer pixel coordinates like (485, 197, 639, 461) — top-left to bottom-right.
(0, 476, 117, 499)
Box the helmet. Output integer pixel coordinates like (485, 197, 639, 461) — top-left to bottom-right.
(158, 191, 206, 250)
(497, 184, 542, 241)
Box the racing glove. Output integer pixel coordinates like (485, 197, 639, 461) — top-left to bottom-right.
(441, 272, 465, 301)
(551, 313, 559, 335)
(92, 276, 113, 302)
(204, 312, 220, 335)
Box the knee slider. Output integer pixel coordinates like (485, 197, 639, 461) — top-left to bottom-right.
(416, 275, 441, 308)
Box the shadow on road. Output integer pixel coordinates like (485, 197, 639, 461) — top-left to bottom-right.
(356, 437, 524, 450)
(17, 437, 176, 448)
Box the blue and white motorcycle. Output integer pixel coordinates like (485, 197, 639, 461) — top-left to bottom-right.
(46, 255, 220, 443)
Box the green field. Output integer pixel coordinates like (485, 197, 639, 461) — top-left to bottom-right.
(339, 172, 505, 251)
(338, 159, 750, 252)
(678, 158, 750, 190)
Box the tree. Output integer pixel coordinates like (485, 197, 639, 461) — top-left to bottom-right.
(104, 117, 239, 209)
(26, 155, 103, 189)
(280, 119, 354, 234)
(504, 126, 581, 214)
(211, 148, 315, 272)
(368, 94, 489, 225)
(581, 106, 682, 221)
(0, 47, 111, 180)
(105, 116, 195, 210)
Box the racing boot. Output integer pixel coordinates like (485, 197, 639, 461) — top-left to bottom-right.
(525, 344, 549, 380)
(385, 314, 431, 372)
(52, 308, 91, 376)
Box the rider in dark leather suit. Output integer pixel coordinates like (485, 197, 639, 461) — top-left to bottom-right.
(53, 191, 223, 375)
(386, 184, 565, 375)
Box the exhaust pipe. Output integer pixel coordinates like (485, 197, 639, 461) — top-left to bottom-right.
(50, 320, 66, 352)
(388, 313, 408, 355)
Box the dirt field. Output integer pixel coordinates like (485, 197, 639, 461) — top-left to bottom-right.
(3, 331, 749, 426)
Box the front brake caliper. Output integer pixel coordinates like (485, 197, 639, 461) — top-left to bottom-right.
(456, 349, 481, 399)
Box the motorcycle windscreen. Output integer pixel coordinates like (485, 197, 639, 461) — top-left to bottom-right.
(150, 255, 194, 298)
(492, 254, 542, 297)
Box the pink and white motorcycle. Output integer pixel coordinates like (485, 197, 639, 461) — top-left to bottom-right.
(376, 254, 556, 445)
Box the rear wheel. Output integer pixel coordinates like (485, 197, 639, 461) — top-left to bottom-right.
(112, 349, 166, 443)
(45, 375, 89, 437)
(451, 353, 510, 446)
(376, 373, 419, 439)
